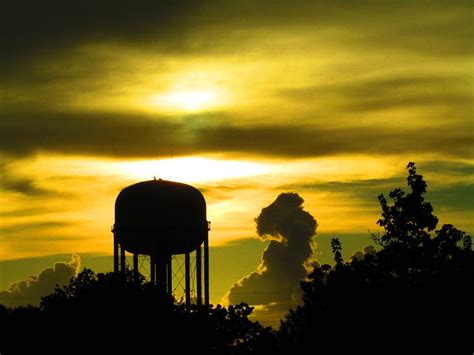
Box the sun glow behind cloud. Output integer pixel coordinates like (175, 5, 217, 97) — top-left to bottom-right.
(1, 152, 472, 260)
(156, 91, 217, 111)
(0, 155, 273, 257)
(121, 157, 269, 183)
(142, 69, 233, 113)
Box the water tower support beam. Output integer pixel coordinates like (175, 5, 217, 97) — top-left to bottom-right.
(113, 235, 119, 273)
(150, 254, 156, 285)
(120, 246, 126, 274)
(196, 245, 202, 306)
(133, 253, 139, 283)
(185, 252, 191, 305)
(167, 255, 172, 294)
(156, 258, 167, 292)
(204, 235, 210, 306)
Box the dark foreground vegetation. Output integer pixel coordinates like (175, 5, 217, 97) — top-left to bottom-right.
(1, 163, 472, 353)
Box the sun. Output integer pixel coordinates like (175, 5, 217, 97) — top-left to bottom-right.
(149, 89, 220, 112)
(168, 91, 216, 111)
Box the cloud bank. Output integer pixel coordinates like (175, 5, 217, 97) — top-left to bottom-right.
(2, 0, 471, 71)
(0, 254, 81, 308)
(1, 110, 472, 159)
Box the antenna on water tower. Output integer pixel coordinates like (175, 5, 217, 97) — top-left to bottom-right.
(155, 156, 161, 181)
(168, 150, 174, 181)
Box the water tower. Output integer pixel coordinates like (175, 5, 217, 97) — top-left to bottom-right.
(112, 179, 210, 306)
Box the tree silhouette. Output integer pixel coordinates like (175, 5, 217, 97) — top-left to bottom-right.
(330, 237, 343, 266)
(1, 268, 275, 354)
(375, 162, 438, 248)
(278, 163, 473, 352)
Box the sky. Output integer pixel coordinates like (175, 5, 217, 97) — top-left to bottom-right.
(0, 0, 473, 323)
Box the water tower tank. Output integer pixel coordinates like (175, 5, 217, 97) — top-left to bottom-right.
(112, 179, 210, 306)
(114, 179, 208, 255)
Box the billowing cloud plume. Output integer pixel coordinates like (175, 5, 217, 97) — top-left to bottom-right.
(225, 193, 317, 323)
(0, 254, 80, 308)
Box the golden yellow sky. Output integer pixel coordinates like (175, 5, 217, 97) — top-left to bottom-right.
(0, 0, 473, 263)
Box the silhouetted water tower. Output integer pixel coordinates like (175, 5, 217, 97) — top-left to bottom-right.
(112, 179, 210, 306)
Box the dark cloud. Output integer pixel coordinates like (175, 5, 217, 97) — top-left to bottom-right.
(281, 161, 474, 222)
(197, 180, 263, 204)
(382, 14, 474, 57)
(226, 193, 317, 315)
(0, 207, 52, 218)
(0, 175, 52, 196)
(283, 177, 474, 213)
(421, 160, 474, 177)
(0, 171, 54, 197)
(1, 2, 471, 167)
(281, 74, 472, 114)
(0, 254, 80, 308)
(1, 0, 199, 70)
(0, 109, 190, 157)
(282, 177, 402, 208)
(428, 184, 474, 213)
(0, 160, 64, 196)
(1, 109, 471, 159)
(1, 1, 472, 165)
(1, 0, 471, 75)
(0, 221, 71, 236)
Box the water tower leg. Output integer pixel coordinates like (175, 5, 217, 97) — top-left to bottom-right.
(196, 245, 202, 306)
(185, 252, 191, 305)
(156, 259, 167, 292)
(133, 253, 139, 283)
(113, 235, 119, 273)
(120, 247, 126, 274)
(204, 235, 210, 306)
(150, 254, 156, 285)
(167, 255, 172, 295)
